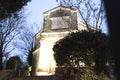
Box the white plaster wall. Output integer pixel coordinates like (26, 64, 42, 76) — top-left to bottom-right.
(36, 32, 69, 74)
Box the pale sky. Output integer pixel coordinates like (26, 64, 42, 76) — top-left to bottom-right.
(8, 0, 108, 63)
(6, 1, 59, 62)
(25, 0, 108, 33)
(25, 0, 58, 27)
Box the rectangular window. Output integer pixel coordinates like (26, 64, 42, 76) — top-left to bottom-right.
(50, 16, 70, 29)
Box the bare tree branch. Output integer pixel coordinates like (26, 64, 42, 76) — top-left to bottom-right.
(13, 25, 38, 66)
(0, 9, 25, 69)
(58, 0, 106, 31)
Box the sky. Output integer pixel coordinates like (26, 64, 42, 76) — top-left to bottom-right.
(6, 0, 109, 64)
(25, 0, 58, 29)
(7, 0, 59, 63)
(25, 0, 108, 33)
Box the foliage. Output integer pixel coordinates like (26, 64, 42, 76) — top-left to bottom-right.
(13, 27, 35, 66)
(0, 10, 25, 69)
(0, 0, 30, 71)
(13, 25, 37, 76)
(0, 0, 30, 19)
(24, 65, 32, 76)
(6, 56, 32, 76)
(6, 56, 23, 69)
(76, 67, 110, 80)
(76, 67, 99, 80)
(62, 66, 109, 80)
(53, 30, 111, 79)
(6, 56, 27, 76)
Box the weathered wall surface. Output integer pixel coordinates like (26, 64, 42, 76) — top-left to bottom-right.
(43, 6, 78, 32)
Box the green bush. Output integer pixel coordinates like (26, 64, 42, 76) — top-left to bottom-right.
(53, 30, 111, 79)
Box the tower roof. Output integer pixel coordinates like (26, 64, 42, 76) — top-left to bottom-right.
(43, 6, 78, 15)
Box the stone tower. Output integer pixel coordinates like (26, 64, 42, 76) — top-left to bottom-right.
(32, 6, 87, 76)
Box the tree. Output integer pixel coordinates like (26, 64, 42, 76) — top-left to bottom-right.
(0, 0, 30, 19)
(57, 0, 106, 31)
(13, 27, 36, 76)
(6, 56, 23, 69)
(6, 56, 24, 76)
(53, 30, 111, 79)
(0, 10, 25, 69)
(13, 25, 36, 65)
